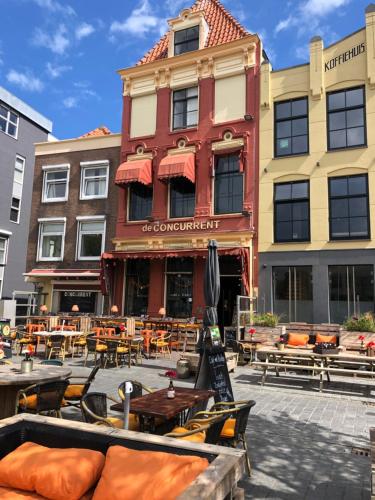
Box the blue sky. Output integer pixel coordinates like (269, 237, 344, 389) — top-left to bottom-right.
(0, 0, 370, 139)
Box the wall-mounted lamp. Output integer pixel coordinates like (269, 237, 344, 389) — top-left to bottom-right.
(316, 161, 320, 167)
(111, 305, 119, 315)
(264, 167, 268, 173)
(40, 305, 48, 314)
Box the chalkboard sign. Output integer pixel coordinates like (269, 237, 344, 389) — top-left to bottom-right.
(195, 345, 234, 403)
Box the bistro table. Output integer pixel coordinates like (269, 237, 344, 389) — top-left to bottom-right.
(110, 386, 215, 432)
(33, 330, 83, 356)
(0, 364, 71, 419)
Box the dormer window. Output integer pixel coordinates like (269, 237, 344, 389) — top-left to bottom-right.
(174, 26, 199, 56)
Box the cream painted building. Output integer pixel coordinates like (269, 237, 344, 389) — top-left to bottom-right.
(258, 4, 375, 324)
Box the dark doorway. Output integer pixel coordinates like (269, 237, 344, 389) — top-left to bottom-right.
(218, 276, 242, 336)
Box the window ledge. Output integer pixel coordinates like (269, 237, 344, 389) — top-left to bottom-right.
(169, 127, 197, 135)
(272, 241, 310, 245)
(272, 153, 310, 160)
(326, 145, 368, 153)
(42, 199, 68, 204)
(328, 238, 371, 242)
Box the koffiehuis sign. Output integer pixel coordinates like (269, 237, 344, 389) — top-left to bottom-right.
(325, 43, 365, 72)
(142, 220, 221, 233)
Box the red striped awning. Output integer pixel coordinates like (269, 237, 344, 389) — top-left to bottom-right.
(158, 153, 195, 183)
(115, 159, 152, 186)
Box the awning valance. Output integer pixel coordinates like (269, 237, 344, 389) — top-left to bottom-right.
(115, 159, 152, 186)
(158, 153, 195, 183)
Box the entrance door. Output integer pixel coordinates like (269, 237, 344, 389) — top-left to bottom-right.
(329, 265, 374, 323)
(218, 276, 242, 333)
(272, 266, 313, 323)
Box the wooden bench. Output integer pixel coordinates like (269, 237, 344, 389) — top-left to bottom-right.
(251, 361, 375, 392)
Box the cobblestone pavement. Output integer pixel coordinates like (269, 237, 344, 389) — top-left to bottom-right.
(19, 352, 375, 499)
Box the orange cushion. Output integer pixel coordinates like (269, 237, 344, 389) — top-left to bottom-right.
(92, 445, 209, 500)
(0, 442, 105, 500)
(220, 418, 236, 438)
(287, 333, 309, 347)
(106, 414, 139, 431)
(95, 345, 107, 352)
(64, 384, 85, 399)
(316, 334, 337, 344)
(170, 427, 206, 443)
(0, 486, 44, 499)
(19, 395, 37, 410)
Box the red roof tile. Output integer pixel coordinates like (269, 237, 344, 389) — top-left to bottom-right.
(138, 0, 250, 65)
(79, 126, 112, 138)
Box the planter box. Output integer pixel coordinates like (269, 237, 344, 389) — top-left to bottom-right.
(0, 414, 245, 500)
(181, 352, 239, 373)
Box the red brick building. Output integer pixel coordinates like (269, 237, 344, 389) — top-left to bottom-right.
(103, 0, 261, 328)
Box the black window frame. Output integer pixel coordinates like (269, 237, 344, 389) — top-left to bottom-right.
(124, 259, 150, 316)
(326, 85, 367, 151)
(174, 26, 199, 56)
(328, 174, 370, 241)
(274, 97, 309, 158)
(165, 257, 193, 318)
(127, 182, 153, 222)
(169, 177, 195, 219)
(172, 87, 198, 131)
(214, 153, 244, 215)
(274, 180, 310, 243)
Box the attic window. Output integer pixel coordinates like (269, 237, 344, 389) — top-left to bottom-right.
(174, 26, 199, 55)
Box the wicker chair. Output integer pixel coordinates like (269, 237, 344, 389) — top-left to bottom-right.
(63, 366, 100, 409)
(15, 329, 36, 356)
(117, 380, 153, 401)
(16, 380, 69, 418)
(72, 335, 88, 358)
(84, 337, 107, 367)
(150, 334, 171, 359)
(81, 392, 139, 431)
(46, 335, 66, 361)
(165, 414, 227, 444)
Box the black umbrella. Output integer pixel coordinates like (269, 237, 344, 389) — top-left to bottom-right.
(203, 240, 220, 328)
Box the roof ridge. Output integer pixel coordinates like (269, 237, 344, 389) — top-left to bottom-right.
(194, 0, 248, 35)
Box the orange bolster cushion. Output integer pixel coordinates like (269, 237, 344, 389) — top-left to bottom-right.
(92, 445, 209, 500)
(0, 442, 105, 500)
(316, 334, 337, 344)
(287, 333, 310, 347)
(0, 486, 44, 499)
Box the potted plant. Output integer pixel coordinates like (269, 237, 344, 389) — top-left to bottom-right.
(367, 341, 375, 357)
(358, 335, 366, 348)
(276, 335, 287, 351)
(21, 344, 34, 374)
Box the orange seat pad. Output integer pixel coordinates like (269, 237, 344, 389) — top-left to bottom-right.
(170, 426, 206, 443)
(220, 418, 236, 438)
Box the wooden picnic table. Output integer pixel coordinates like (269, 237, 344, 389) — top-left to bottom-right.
(110, 387, 215, 432)
(253, 347, 375, 391)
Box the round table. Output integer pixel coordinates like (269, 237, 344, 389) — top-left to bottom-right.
(0, 363, 72, 419)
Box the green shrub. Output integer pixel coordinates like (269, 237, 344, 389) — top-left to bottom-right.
(344, 313, 375, 332)
(252, 312, 279, 328)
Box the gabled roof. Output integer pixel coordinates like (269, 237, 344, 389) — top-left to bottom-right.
(138, 0, 250, 66)
(79, 126, 112, 138)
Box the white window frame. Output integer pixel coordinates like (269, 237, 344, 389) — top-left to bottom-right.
(42, 164, 70, 203)
(10, 155, 25, 224)
(76, 216, 106, 261)
(37, 217, 66, 262)
(0, 103, 19, 139)
(79, 161, 109, 200)
(0, 236, 9, 266)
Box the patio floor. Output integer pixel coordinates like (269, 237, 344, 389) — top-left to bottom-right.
(14, 351, 375, 499)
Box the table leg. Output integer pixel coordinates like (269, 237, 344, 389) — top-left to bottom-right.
(0, 385, 23, 419)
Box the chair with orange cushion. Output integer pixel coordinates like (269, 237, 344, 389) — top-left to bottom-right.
(165, 422, 209, 443)
(81, 392, 140, 431)
(84, 337, 108, 367)
(166, 414, 227, 444)
(63, 366, 100, 409)
(151, 333, 171, 359)
(140, 329, 154, 357)
(104, 327, 116, 337)
(91, 327, 104, 337)
(16, 380, 69, 418)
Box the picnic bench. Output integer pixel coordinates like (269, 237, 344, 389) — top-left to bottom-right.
(251, 348, 375, 392)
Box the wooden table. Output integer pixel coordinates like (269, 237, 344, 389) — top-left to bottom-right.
(0, 364, 71, 419)
(238, 340, 265, 362)
(111, 387, 215, 432)
(33, 331, 83, 356)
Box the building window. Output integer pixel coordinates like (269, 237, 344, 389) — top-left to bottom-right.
(38, 220, 65, 261)
(170, 177, 195, 218)
(172, 87, 198, 130)
(80, 162, 109, 199)
(10, 155, 25, 224)
(166, 258, 193, 318)
(214, 154, 243, 215)
(77, 219, 105, 260)
(174, 26, 199, 55)
(275, 97, 308, 157)
(0, 238, 7, 266)
(0, 103, 18, 138)
(329, 174, 369, 240)
(274, 181, 310, 242)
(42, 166, 69, 203)
(128, 183, 153, 221)
(327, 86, 366, 150)
(125, 259, 150, 316)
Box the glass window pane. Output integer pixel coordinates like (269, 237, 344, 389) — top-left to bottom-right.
(12, 182, 22, 198)
(291, 98, 307, 117)
(349, 217, 368, 238)
(170, 177, 195, 218)
(174, 101, 185, 114)
(187, 87, 198, 98)
(347, 127, 364, 147)
(330, 177, 348, 197)
(174, 29, 187, 43)
(0, 117, 6, 132)
(331, 218, 349, 239)
(331, 199, 348, 218)
(10, 209, 19, 223)
(275, 221, 292, 241)
(293, 220, 309, 240)
(186, 97, 198, 112)
(9, 112, 18, 124)
(275, 183, 292, 200)
(42, 235, 62, 258)
(276, 138, 291, 156)
(81, 221, 104, 232)
(292, 182, 308, 199)
(328, 91, 345, 110)
(80, 234, 102, 257)
(46, 182, 66, 199)
(186, 110, 197, 127)
(348, 175, 367, 195)
(14, 171, 23, 184)
(47, 171, 67, 180)
(7, 123, 17, 137)
(346, 109, 364, 128)
(276, 203, 292, 222)
(85, 178, 106, 196)
(329, 111, 346, 131)
(0, 106, 7, 118)
(346, 88, 363, 107)
(173, 89, 186, 101)
(173, 113, 184, 130)
(292, 201, 308, 220)
(43, 223, 64, 233)
(85, 167, 106, 178)
(125, 259, 150, 316)
(292, 135, 308, 154)
(330, 129, 346, 149)
(292, 118, 307, 136)
(349, 197, 367, 217)
(276, 121, 291, 139)
(129, 183, 152, 221)
(275, 101, 291, 119)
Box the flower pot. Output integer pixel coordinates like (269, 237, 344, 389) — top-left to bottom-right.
(278, 343, 285, 351)
(21, 359, 33, 374)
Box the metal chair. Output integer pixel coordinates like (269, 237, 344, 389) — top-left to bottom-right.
(47, 335, 66, 361)
(81, 392, 139, 431)
(63, 366, 100, 409)
(16, 380, 69, 418)
(84, 337, 107, 367)
(151, 334, 171, 359)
